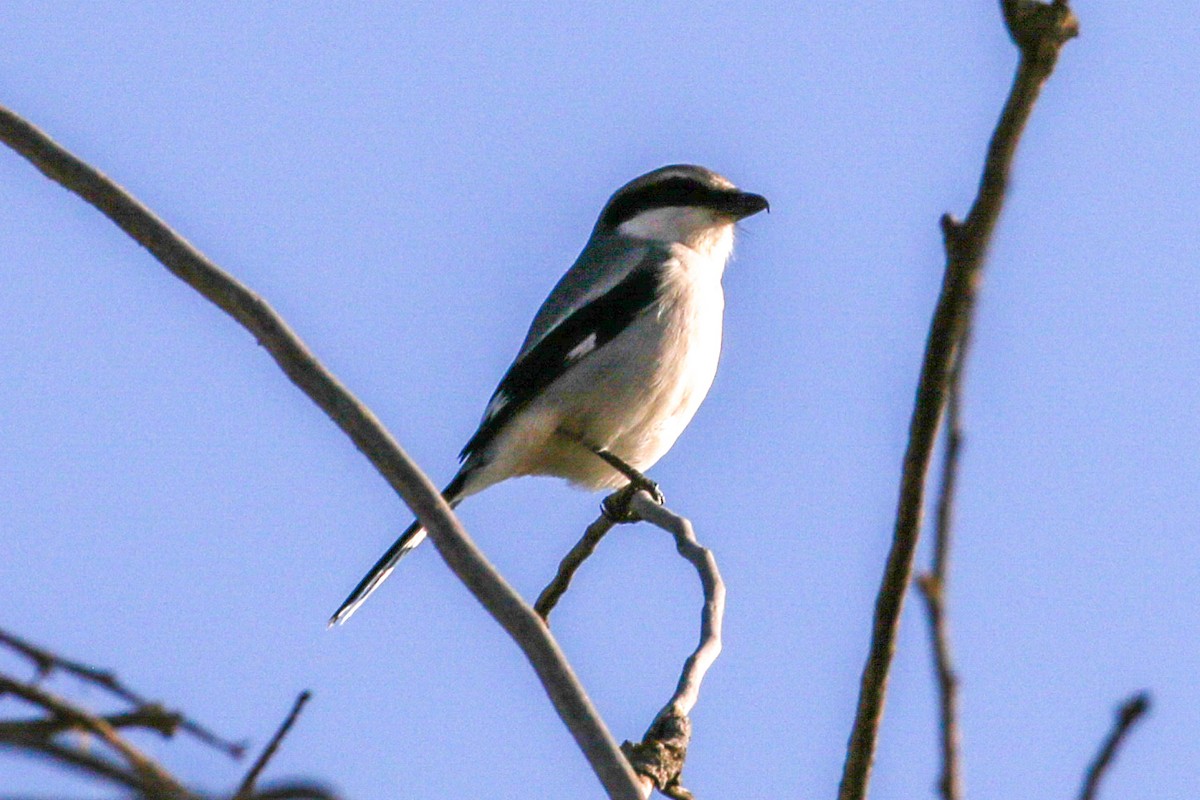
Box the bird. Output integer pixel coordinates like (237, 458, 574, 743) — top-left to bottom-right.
(330, 164, 768, 625)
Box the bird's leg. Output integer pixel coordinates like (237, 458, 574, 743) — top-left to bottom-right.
(554, 430, 666, 518)
(589, 447, 666, 511)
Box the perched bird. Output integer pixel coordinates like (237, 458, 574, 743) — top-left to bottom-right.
(330, 164, 768, 625)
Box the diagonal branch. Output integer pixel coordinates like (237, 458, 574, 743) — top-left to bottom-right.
(0, 706, 182, 741)
(235, 692, 311, 800)
(0, 627, 240, 758)
(535, 514, 618, 620)
(0, 675, 188, 797)
(1078, 693, 1151, 800)
(916, 350, 967, 800)
(837, 4, 1078, 800)
(0, 105, 641, 800)
(0, 734, 149, 794)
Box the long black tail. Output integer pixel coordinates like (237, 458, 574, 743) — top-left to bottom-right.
(328, 472, 467, 626)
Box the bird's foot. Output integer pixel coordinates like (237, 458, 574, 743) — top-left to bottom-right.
(602, 483, 640, 523)
(600, 472, 667, 527)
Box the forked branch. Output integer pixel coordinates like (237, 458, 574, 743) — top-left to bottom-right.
(837, 4, 1078, 800)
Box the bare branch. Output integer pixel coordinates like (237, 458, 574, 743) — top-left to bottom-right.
(1078, 693, 1151, 800)
(0, 735, 147, 794)
(0, 106, 640, 799)
(915, 349, 968, 800)
(619, 491, 726, 799)
(0, 628, 241, 758)
(0, 706, 182, 741)
(531, 488, 725, 798)
(627, 494, 724, 723)
(837, 4, 1078, 800)
(0, 675, 188, 798)
(535, 514, 617, 620)
(235, 692, 312, 800)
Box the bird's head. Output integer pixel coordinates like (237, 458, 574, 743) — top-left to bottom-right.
(594, 164, 769, 256)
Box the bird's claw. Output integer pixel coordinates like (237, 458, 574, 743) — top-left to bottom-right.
(601, 479, 665, 523)
(631, 475, 665, 506)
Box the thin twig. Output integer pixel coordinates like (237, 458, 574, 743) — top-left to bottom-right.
(915, 346, 968, 800)
(0, 706, 182, 740)
(837, 5, 1078, 800)
(236, 692, 312, 799)
(530, 489, 724, 799)
(628, 494, 724, 722)
(534, 513, 617, 619)
(0, 105, 640, 799)
(1078, 693, 1151, 800)
(618, 491, 726, 800)
(0, 675, 188, 798)
(0, 628, 243, 758)
(0, 735, 147, 794)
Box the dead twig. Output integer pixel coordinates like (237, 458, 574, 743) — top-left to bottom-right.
(837, 4, 1078, 800)
(535, 514, 617, 620)
(0, 627, 243, 759)
(540, 489, 724, 799)
(235, 692, 312, 800)
(0, 706, 182, 741)
(1078, 693, 1151, 800)
(0, 675, 188, 798)
(915, 346, 968, 800)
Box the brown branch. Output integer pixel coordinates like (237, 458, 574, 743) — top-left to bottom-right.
(0, 628, 242, 758)
(0, 106, 640, 799)
(0, 706, 182, 741)
(837, 4, 1078, 800)
(235, 692, 311, 800)
(915, 347, 968, 800)
(1078, 693, 1151, 800)
(0, 675, 188, 798)
(0, 735, 147, 794)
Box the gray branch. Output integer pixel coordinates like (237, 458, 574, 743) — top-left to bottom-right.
(536, 489, 725, 799)
(0, 105, 640, 799)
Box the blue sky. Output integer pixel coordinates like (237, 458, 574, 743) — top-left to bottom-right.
(2, 3, 1197, 798)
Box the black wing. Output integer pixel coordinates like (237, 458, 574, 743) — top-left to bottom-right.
(459, 261, 664, 463)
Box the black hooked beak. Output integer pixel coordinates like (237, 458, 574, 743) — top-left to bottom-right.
(719, 190, 770, 220)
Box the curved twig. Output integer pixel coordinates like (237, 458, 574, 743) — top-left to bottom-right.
(0, 106, 640, 799)
(627, 493, 724, 724)
(535, 514, 617, 620)
(532, 490, 725, 799)
(837, 4, 1078, 800)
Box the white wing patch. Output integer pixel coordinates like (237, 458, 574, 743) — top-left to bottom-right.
(565, 332, 598, 362)
(483, 391, 509, 421)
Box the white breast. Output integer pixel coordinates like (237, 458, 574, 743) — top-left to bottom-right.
(468, 222, 735, 493)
